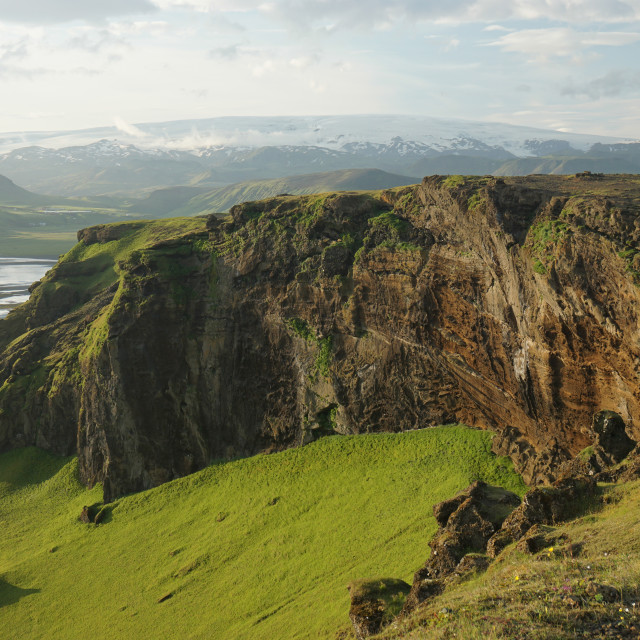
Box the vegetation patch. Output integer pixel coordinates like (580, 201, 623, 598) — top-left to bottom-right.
(0, 426, 525, 640)
(286, 317, 333, 379)
(379, 480, 640, 640)
(527, 219, 570, 273)
(467, 193, 486, 211)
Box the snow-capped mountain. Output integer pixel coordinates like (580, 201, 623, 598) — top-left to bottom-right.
(0, 115, 632, 156)
(0, 115, 637, 197)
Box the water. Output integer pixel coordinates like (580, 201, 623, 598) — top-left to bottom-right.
(0, 258, 56, 319)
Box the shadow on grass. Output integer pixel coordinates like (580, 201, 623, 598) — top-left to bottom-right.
(0, 447, 71, 493)
(0, 579, 40, 608)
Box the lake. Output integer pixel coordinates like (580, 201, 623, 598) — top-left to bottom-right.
(0, 258, 56, 319)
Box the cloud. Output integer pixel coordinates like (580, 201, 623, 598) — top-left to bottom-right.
(68, 29, 130, 54)
(122, 1, 640, 31)
(289, 53, 320, 69)
(208, 44, 241, 59)
(113, 117, 149, 138)
(252, 59, 274, 76)
(562, 70, 640, 99)
(0, 0, 156, 24)
(488, 28, 640, 60)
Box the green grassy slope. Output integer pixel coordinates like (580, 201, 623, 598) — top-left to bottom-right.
(380, 479, 640, 640)
(0, 426, 525, 640)
(163, 169, 417, 216)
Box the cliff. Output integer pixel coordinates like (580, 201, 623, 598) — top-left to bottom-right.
(1, 174, 639, 500)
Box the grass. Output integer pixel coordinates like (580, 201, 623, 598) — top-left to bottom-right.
(0, 206, 146, 259)
(0, 426, 526, 640)
(378, 481, 640, 640)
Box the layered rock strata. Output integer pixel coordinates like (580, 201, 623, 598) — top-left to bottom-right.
(1, 175, 639, 499)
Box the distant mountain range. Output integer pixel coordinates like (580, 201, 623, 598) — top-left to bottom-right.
(0, 115, 638, 197)
(0, 174, 55, 206)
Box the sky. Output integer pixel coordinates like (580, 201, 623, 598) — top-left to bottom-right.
(0, 0, 639, 137)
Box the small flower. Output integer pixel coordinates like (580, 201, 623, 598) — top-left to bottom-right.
(548, 547, 554, 553)
(515, 575, 520, 581)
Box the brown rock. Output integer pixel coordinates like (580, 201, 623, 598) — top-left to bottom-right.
(487, 477, 596, 557)
(515, 524, 565, 554)
(405, 481, 520, 610)
(592, 411, 635, 465)
(449, 553, 491, 580)
(401, 579, 443, 615)
(347, 578, 410, 639)
(3, 177, 640, 499)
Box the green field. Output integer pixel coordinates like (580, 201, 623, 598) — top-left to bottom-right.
(0, 207, 141, 258)
(0, 426, 526, 640)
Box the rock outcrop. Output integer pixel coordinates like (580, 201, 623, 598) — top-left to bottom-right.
(347, 578, 410, 639)
(402, 481, 520, 613)
(1, 175, 640, 499)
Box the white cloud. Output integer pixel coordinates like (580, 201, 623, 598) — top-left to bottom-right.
(488, 28, 640, 60)
(289, 54, 319, 69)
(252, 58, 274, 76)
(0, 0, 156, 24)
(113, 117, 149, 138)
(147, 0, 640, 29)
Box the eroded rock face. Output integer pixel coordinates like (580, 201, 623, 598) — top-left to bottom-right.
(1, 175, 640, 499)
(592, 410, 635, 465)
(402, 481, 520, 613)
(487, 476, 597, 558)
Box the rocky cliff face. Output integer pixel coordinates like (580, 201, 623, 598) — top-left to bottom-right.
(1, 175, 639, 500)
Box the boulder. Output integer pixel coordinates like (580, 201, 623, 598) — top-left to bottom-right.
(401, 578, 443, 615)
(447, 553, 491, 583)
(404, 482, 520, 611)
(487, 476, 597, 558)
(347, 578, 410, 639)
(515, 524, 566, 554)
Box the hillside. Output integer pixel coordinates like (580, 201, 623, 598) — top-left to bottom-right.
(0, 174, 52, 206)
(1, 175, 640, 502)
(0, 427, 525, 640)
(375, 477, 640, 640)
(145, 169, 418, 216)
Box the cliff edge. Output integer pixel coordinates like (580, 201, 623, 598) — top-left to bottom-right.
(1, 174, 638, 500)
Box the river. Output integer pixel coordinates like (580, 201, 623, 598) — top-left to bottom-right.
(0, 258, 56, 319)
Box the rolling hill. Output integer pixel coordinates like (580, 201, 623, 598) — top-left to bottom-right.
(133, 168, 418, 216)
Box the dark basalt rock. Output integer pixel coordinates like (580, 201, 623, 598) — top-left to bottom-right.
(78, 506, 91, 524)
(515, 523, 566, 554)
(487, 476, 597, 558)
(592, 410, 635, 465)
(401, 578, 443, 615)
(403, 481, 520, 612)
(3, 176, 640, 499)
